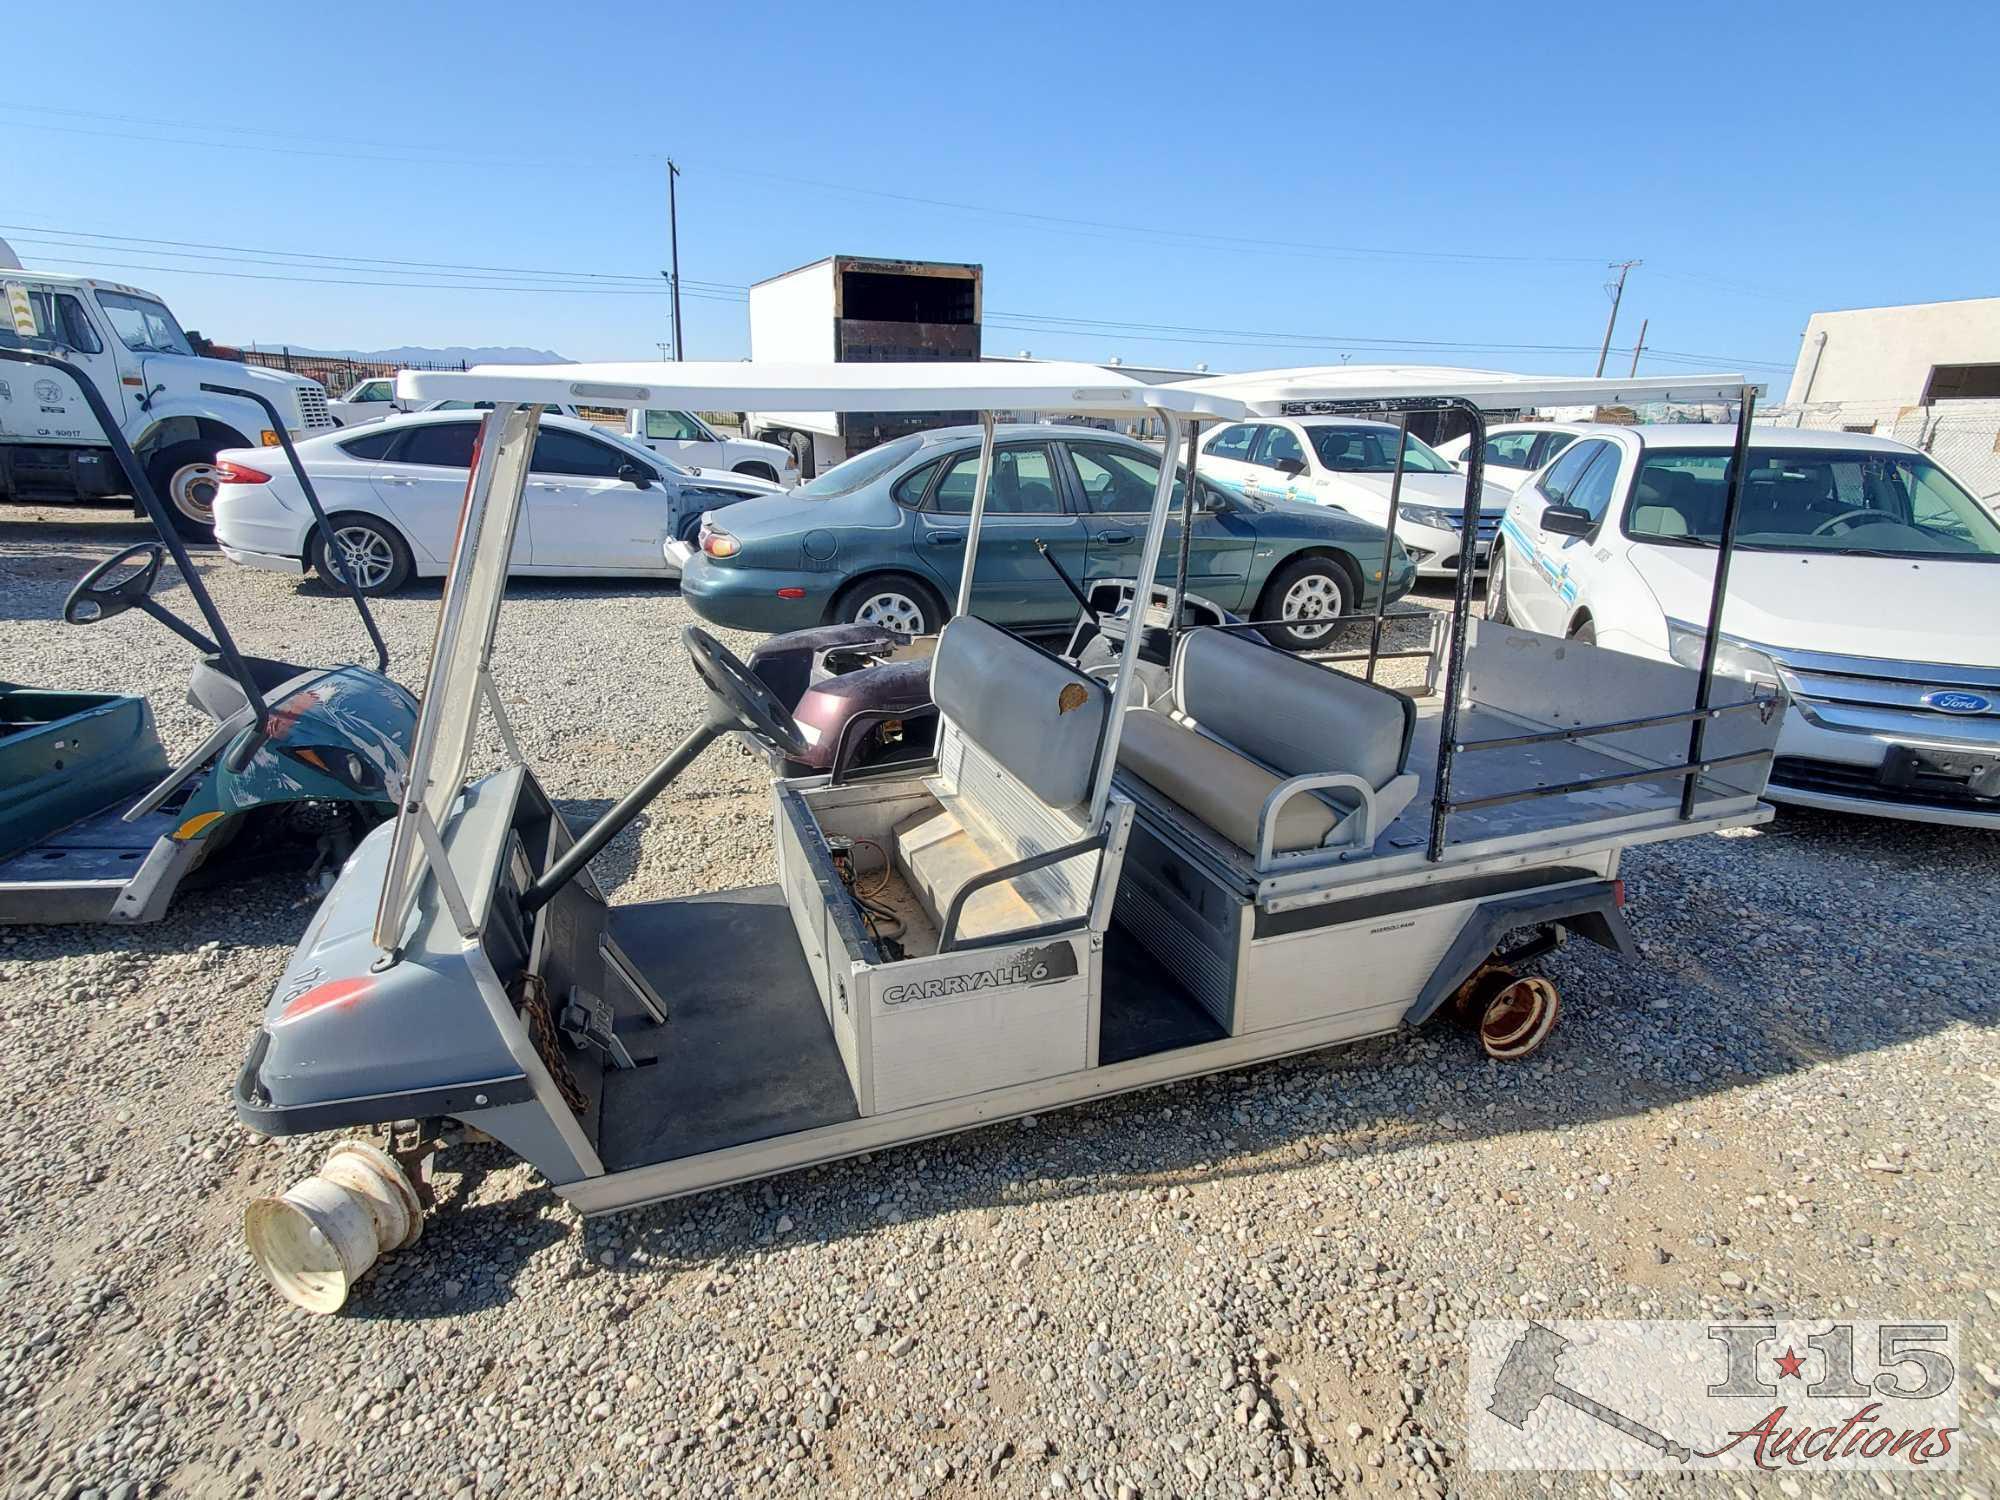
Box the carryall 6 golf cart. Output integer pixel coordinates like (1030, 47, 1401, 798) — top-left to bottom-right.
(0, 350, 415, 925)
(233, 361, 1783, 1312)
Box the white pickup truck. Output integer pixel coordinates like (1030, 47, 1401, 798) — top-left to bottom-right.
(625, 408, 798, 486)
(0, 271, 334, 537)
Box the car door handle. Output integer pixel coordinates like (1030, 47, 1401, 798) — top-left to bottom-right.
(926, 530, 964, 546)
(1098, 531, 1134, 545)
(377, 474, 417, 486)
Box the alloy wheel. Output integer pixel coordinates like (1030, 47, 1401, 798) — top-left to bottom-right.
(329, 525, 396, 591)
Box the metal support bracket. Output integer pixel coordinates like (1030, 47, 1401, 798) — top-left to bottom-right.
(481, 669, 527, 766)
(410, 803, 479, 941)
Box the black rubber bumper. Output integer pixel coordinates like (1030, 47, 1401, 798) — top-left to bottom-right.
(233, 1027, 537, 1136)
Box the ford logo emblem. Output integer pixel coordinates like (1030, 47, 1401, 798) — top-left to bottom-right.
(1922, 689, 1992, 715)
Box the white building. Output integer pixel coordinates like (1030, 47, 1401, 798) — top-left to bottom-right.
(1787, 296, 2000, 405)
(1773, 297, 2000, 501)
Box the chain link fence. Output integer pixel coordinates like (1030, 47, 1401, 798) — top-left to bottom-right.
(1761, 398, 2000, 502)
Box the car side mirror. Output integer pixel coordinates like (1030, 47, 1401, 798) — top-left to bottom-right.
(1540, 503, 1593, 538)
(618, 461, 653, 490)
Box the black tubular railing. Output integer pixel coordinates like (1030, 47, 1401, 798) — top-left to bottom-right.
(201, 381, 390, 673)
(1275, 385, 1767, 862)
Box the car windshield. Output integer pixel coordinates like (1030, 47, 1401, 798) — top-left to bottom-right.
(1628, 447, 2000, 560)
(1307, 425, 1454, 475)
(795, 435, 924, 499)
(93, 290, 194, 355)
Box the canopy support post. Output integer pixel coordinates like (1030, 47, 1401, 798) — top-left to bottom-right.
(954, 412, 998, 620)
(1170, 420, 1202, 642)
(1426, 398, 1485, 862)
(1365, 411, 1411, 683)
(1678, 384, 1757, 819)
(1088, 413, 1184, 830)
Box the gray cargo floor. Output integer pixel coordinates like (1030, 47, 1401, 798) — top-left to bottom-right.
(597, 886, 859, 1173)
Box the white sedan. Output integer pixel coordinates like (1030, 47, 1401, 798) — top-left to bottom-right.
(1432, 421, 1587, 495)
(1198, 415, 1511, 576)
(211, 410, 778, 594)
(1490, 423, 2000, 827)
(625, 408, 800, 487)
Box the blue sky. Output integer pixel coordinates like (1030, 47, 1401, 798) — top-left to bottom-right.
(6, 1, 1995, 384)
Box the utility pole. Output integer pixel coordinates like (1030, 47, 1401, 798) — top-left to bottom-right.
(667, 159, 684, 360)
(1595, 259, 1641, 377)
(1627, 317, 1649, 377)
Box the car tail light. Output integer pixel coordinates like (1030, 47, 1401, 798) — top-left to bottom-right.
(776, 587, 805, 600)
(214, 460, 273, 485)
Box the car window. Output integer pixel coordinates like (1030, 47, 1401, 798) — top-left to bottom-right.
(339, 429, 401, 461)
(532, 428, 630, 479)
(0, 290, 102, 353)
(795, 434, 924, 499)
(1307, 425, 1454, 474)
(92, 290, 193, 355)
(644, 410, 708, 442)
(1565, 446, 1620, 524)
(1483, 432, 1542, 470)
(356, 381, 392, 403)
(1538, 439, 1606, 504)
(1206, 424, 1258, 462)
(932, 444, 1061, 515)
(393, 422, 480, 469)
(892, 458, 941, 508)
(1250, 425, 1307, 471)
(1066, 441, 1219, 515)
(1534, 431, 1578, 467)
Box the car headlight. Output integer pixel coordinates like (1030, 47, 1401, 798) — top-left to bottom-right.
(1397, 504, 1461, 530)
(702, 528, 741, 559)
(1665, 619, 1781, 686)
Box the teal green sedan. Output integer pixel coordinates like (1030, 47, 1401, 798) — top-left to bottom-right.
(677, 424, 1415, 650)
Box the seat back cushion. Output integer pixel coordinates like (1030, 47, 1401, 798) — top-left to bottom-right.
(931, 616, 1107, 810)
(1174, 627, 1415, 789)
(1118, 708, 1337, 854)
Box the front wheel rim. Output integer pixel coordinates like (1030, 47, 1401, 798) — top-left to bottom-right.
(169, 463, 220, 524)
(1487, 552, 1506, 620)
(854, 591, 926, 635)
(1280, 573, 1344, 640)
(329, 526, 395, 590)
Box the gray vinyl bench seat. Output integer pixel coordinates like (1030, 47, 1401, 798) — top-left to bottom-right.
(1113, 627, 1419, 870)
(890, 617, 1111, 946)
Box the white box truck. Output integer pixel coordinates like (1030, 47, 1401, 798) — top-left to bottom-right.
(745, 256, 981, 478)
(0, 270, 334, 537)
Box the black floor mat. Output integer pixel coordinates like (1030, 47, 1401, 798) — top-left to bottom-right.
(1098, 922, 1226, 1064)
(596, 886, 859, 1174)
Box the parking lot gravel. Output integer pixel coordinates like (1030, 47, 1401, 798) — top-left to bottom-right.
(2, 500, 1995, 1500)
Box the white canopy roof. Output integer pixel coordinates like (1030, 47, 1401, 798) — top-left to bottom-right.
(1178, 363, 1757, 414)
(398, 359, 1248, 419)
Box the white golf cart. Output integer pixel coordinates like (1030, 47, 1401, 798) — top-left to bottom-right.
(234, 361, 1784, 1313)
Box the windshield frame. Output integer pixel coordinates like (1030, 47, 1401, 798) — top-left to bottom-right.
(92, 289, 195, 356)
(1303, 422, 1454, 476)
(1621, 443, 2000, 564)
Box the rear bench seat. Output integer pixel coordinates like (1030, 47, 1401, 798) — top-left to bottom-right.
(892, 617, 1109, 945)
(1115, 627, 1418, 867)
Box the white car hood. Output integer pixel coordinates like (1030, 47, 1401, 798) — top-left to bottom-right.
(1321, 471, 1509, 514)
(1628, 546, 2000, 667)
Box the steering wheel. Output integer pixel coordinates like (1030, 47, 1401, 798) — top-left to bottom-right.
(682, 625, 808, 757)
(1810, 507, 1878, 536)
(64, 543, 164, 626)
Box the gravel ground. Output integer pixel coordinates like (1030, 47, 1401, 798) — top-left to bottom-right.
(2, 499, 1995, 1500)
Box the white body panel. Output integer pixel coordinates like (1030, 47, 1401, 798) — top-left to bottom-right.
(1495, 424, 2000, 825)
(745, 260, 841, 442)
(625, 408, 799, 485)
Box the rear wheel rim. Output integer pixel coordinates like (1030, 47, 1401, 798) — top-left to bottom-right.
(329, 525, 395, 590)
(853, 590, 926, 635)
(169, 462, 220, 524)
(1487, 549, 1507, 622)
(1280, 572, 1344, 640)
